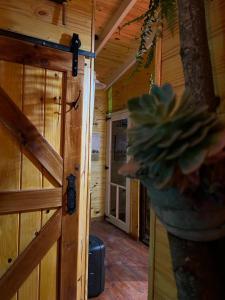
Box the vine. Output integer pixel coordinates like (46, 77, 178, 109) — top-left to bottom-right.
(120, 0, 177, 69)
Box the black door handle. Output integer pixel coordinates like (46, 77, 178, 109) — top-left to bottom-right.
(67, 174, 76, 215)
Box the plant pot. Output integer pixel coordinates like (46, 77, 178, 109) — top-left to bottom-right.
(142, 179, 225, 242)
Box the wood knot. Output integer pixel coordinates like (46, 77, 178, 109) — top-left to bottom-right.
(38, 10, 47, 16)
(20, 133, 27, 146)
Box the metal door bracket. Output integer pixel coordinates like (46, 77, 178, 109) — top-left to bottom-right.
(70, 34, 81, 76)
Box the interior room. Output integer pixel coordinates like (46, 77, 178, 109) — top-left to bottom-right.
(0, 0, 225, 300)
(89, 63, 154, 298)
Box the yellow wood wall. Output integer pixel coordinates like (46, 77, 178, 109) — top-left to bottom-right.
(112, 65, 154, 112)
(91, 90, 107, 219)
(150, 1, 225, 299)
(0, 0, 93, 51)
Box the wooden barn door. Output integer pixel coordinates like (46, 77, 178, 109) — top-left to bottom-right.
(0, 36, 85, 300)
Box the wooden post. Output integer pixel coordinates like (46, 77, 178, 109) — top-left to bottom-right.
(177, 0, 218, 112)
(168, 234, 225, 299)
(167, 1, 225, 299)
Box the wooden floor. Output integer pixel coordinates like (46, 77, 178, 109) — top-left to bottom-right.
(90, 220, 149, 300)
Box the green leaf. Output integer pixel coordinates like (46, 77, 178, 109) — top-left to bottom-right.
(140, 147, 162, 163)
(141, 130, 164, 149)
(128, 97, 142, 112)
(179, 115, 216, 140)
(151, 149, 169, 164)
(161, 0, 177, 30)
(154, 163, 174, 189)
(144, 37, 157, 68)
(158, 130, 182, 148)
(179, 149, 207, 174)
(169, 89, 197, 118)
(189, 124, 215, 147)
(128, 126, 159, 148)
(152, 84, 173, 106)
(207, 130, 225, 157)
(139, 94, 157, 113)
(129, 112, 152, 124)
(162, 84, 175, 101)
(166, 143, 189, 160)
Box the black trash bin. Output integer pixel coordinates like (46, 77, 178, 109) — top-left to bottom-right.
(88, 235, 105, 298)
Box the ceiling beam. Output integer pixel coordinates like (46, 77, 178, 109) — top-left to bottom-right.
(105, 53, 136, 89)
(105, 29, 157, 89)
(95, 0, 138, 56)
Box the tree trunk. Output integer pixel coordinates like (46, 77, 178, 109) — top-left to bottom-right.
(167, 1, 224, 299)
(168, 233, 225, 300)
(177, 0, 218, 111)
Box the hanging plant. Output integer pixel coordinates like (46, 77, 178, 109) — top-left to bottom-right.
(120, 0, 177, 69)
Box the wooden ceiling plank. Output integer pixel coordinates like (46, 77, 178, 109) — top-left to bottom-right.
(95, 0, 138, 55)
(0, 188, 62, 214)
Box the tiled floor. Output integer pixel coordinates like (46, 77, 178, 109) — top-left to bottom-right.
(90, 220, 149, 300)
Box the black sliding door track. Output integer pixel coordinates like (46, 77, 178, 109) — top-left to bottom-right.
(0, 29, 96, 76)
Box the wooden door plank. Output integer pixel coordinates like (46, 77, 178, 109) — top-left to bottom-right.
(0, 209, 62, 300)
(18, 65, 45, 300)
(0, 36, 72, 72)
(0, 86, 63, 186)
(43, 70, 63, 187)
(60, 70, 83, 300)
(40, 70, 63, 300)
(0, 61, 23, 300)
(0, 61, 23, 190)
(21, 65, 45, 190)
(0, 188, 62, 214)
(40, 210, 58, 300)
(18, 212, 41, 300)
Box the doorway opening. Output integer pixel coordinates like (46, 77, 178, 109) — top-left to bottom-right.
(105, 110, 130, 233)
(89, 103, 149, 299)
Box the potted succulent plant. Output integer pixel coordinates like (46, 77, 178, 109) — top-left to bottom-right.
(126, 83, 225, 241)
(120, 84, 225, 299)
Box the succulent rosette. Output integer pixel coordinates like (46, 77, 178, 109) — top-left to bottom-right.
(127, 84, 225, 190)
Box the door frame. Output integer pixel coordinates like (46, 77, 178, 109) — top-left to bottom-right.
(139, 183, 150, 245)
(105, 109, 130, 233)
